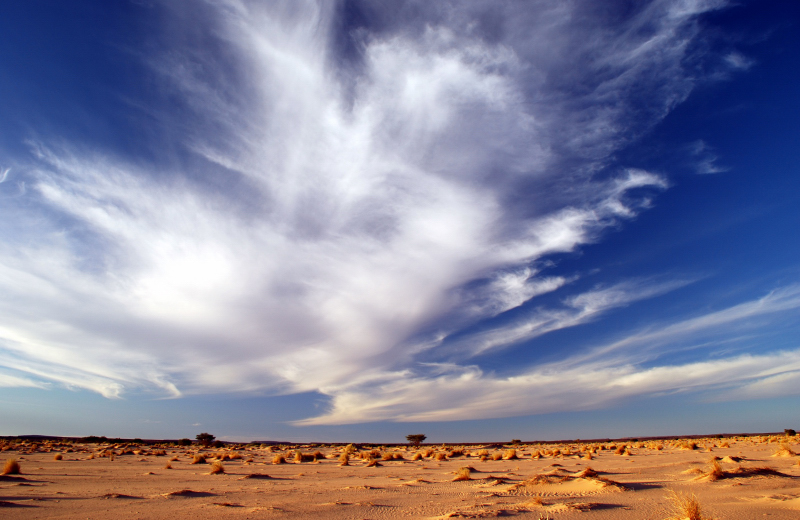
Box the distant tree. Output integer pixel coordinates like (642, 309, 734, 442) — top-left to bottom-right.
(786, 429, 797, 436)
(406, 434, 427, 446)
(213, 440, 225, 448)
(511, 439, 521, 445)
(196, 433, 216, 447)
(177, 438, 192, 446)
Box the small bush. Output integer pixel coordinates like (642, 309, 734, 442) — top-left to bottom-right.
(2, 458, 20, 475)
(209, 461, 225, 474)
(665, 490, 713, 520)
(453, 467, 472, 481)
(272, 455, 286, 464)
(191, 454, 206, 464)
(53, 453, 63, 461)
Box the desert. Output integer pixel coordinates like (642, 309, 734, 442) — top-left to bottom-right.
(3, 434, 800, 519)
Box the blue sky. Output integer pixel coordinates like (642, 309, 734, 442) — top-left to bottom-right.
(1, 0, 799, 443)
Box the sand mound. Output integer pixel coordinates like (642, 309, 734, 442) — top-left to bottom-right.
(508, 474, 626, 496)
(239, 473, 272, 479)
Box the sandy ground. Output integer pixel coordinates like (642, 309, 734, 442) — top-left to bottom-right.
(2, 436, 800, 519)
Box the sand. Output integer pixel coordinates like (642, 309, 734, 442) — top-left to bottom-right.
(2, 436, 800, 519)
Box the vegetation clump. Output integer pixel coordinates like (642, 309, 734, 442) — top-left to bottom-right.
(2, 458, 20, 475)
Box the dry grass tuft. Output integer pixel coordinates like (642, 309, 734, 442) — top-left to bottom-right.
(192, 454, 206, 464)
(2, 458, 20, 475)
(272, 455, 286, 464)
(773, 444, 797, 457)
(294, 452, 315, 463)
(434, 452, 448, 461)
(664, 490, 714, 520)
(170, 455, 179, 461)
(705, 460, 724, 481)
(53, 453, 63, 461)
(574, 467, 598, 478)
(411, 452, 423, 461)
(209, 461, 225, 474)
(339, 453, 349, 466)
(490, 452, 502, 461)
(525, 495, 544, 507)
(365, 459, 381, 467)
(453, 467, 472, 481)
(614, 445, 627, 455)
(503, 449, 518, 460)
(448, 448, 465, 458)
(164, 462, 172, 469)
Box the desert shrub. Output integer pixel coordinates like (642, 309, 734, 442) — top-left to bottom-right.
(54, 453, 63, 461)
(490, 452, 502, 461)
(503, 449, 518, 460)
(272, 455, 286, 464)
(435, 452, 448, 461)
(665, 490, 713, 520)
(191, 454, 206, 464)
(2, 458, 20, 475)
(209, 461, 225, 474)
(453, 467, 471, 481)
(774, 444, 797, 457)
(339, 453, 349, 466)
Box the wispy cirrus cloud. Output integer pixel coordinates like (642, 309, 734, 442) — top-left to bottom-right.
(1, 0, 768, 426)
(300, 287, 800, 424)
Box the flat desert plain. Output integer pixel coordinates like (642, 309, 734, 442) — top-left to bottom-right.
(2, 436, 800, 519)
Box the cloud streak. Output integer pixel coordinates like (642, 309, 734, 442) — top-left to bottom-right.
(1, 0, 773, 426)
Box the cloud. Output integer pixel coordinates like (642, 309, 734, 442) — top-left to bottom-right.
(690, 140, 729, 174)
(300, 287, 800, 424)
(0, 1, 742, 422)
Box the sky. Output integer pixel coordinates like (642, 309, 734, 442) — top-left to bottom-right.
(0, 0, 799, 443)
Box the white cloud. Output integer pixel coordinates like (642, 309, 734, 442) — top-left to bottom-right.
(297, 349, 800, 425)
(0, 1, 741, 423)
